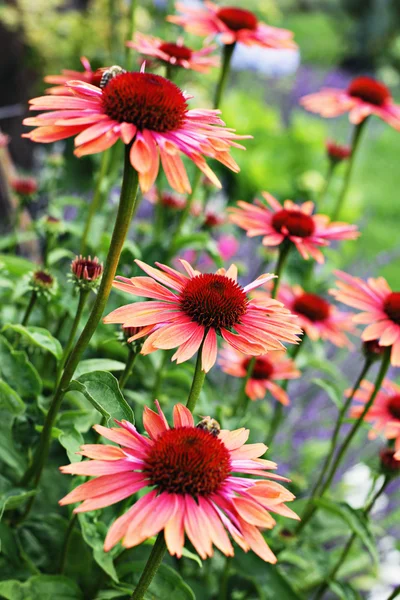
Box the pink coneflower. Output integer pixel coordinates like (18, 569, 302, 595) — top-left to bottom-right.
(71, 255, 103, 283)
(127, 34, 219, 73)
(10, 176, 38, 196)
(59, 401, 298, 561)
(168, 3, 297, 49)
(330, 271, 400, 367)
(44, 57, 103, 95)
(219, 345, 300, 405)
(104, 259, 301, 372)
(23, 65, 249, 194)
(350, 379, 400, 459)
(300, 76, 400, 130)
(229, 192, 359, 264)
(326, 140, 351, 163)
(275, 284, 355, 348)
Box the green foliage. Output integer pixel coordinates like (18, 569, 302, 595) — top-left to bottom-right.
(2, 325, 63, 360)
(0, 575, 83, 599)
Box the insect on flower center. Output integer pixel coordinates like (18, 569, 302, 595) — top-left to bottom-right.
(217, 7, 258, 31)
(388, 395, 400, 420)
(272, 209, 315, 238)
(159, 42, 192, 61)
(180, 273, 248, 330)
(348, 77, 391, 107)
(101, 72, 188, 132)
(244, 356, 274, 380)
(384, 292, 400, 325)
(293, 293, 331, 322)
(145, 427, 231, 496)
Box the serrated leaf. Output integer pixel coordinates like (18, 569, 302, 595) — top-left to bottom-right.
(74, 359, 126, 378)
(78, 513, 118, 582)
(312, 378, 343, 409)
(314, 498, 378, 565)
(2, 325, 62, 360)
(0, 574, 83, 599)
(0, 379, 25, 415)
(68, 371, 134, 426)
(0, 335, 41, 399)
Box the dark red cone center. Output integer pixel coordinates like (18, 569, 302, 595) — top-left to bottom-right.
(180, 273, 248, 330)
(101, 72, 187, 132)
(217, 7, 258, 31)
(388, 395, 400, 420)
(145, 427, 231, 496)
(244, 356, 274, 380)
(384, 292, 400, 325)
(272, 209, 315, 238)
(159, 42, 192, 61)
(348, 77, 391, 107)
(33, 270, 53, 286)
(293, 292, 331, 322)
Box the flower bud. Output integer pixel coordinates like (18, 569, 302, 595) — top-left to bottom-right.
(380, 448, 400, 476)
(11, 176, 38, 196)
(326, 140, 351, 164)
(27, 269, 57, 298)
(71, 256, 103, 289)
(362, 339, 386, 362)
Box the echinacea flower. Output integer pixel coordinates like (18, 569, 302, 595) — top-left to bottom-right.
(219, 345, 300, 405)
(330, 271, 400, 366)
(326, 140, 351, 163)
(127, 33, 219, 73)
(229, 192, 359, 263)
(350, 379, 400, 459)
(59, 401, 298, 561)
(44, 57, 103, 95)
(300, 76, 400, 131)
(71, 255, 103, 285)
(23, 65, 249, 194)
(104, 259, 301, 372)
(168, 3, 297, 50)
(275, 283, 355, 348)
(11, 176, 38, 196)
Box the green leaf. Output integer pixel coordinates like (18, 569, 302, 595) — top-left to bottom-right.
(172, 232, 210, 252)
(0, 231, 37, 251)
(311, 378, 343, 410)
(74, 359, 126, 378)
(0, 254, 36, 276)
(0, 379, 25, 415)
(78, 513, 118, 582)
(58, 427, 84, 463)
(47, 248, 75, 265)
(0, 335, 41, 399)
(0, 412, 26, 476)
(2, 325, 62, 360)
(329, 581, 362, 600)
(118, 561, 195, 600)
(68, 371, 134, 426)
(314, 498, 378, 565)
(0, 488, 36, 520)
(0, 575, 83, 599)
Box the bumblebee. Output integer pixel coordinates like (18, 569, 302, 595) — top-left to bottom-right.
(100, 66, 127, 89)
(196, 417, 221, 437)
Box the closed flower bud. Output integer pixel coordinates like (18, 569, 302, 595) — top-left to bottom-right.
(71, 256, 103, 289)
(380, 448, 400, 476)
(326, 140, 351, 163)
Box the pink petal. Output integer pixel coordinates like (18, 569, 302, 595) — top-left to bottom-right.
(201, 328, 218, 372)
(173, 404, 195, 428)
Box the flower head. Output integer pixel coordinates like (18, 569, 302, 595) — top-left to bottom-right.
(229, 192, 359, 263)
(11, 176, 38, 197)
(275, 283, 355, 348)
(300, 76, 400, 130)
(44, 57, 103, 95)
(59, 401, 298, 561)
(168, 2, 297, 49)
(330, 271, 400, 367)
(219, 346, 300, 405)
(27, 269, 57, 298)
(380, 448, 400, 474)
(71, 255, 103, 288)
(24, 65, 249, 194)
(350, 379, 400, 459)
(127, 33, 219, 73)
(326, 140, 351, 163)
(104, 259, 301, 372)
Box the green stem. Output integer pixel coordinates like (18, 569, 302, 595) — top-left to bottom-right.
(318, 161, 336, 206)
(57, 288, 90, 382)
(118, 350, 138, 390)
(271, 242, 291, 299)
(80, 150, 110, 255)
(299, 347, 391, 533)
(21, 291, 37, 326)
(186, 341, 206, 413)
(234, 357, 256, 416)
(19, 148, 139, 514)
(297, 357, 372, 534)
(59, 513, 77, 574)
(220, 556, 231, 600)
(130, 532, 167, 600)
(331, 119, 368, 221)
(265, 337, 304, 446)
(213, 43, 236, 109)
(125, 0, 136, 70)
(165, 63, 174, 80)
(387, 586, 400, 600)
(314, 476, 390, 599)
